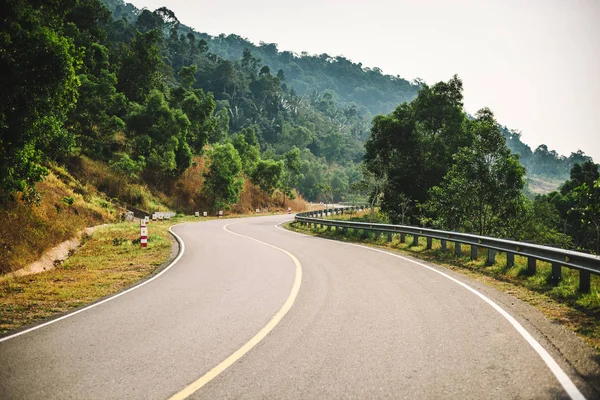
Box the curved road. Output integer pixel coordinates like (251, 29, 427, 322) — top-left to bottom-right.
(0, 214, 596, 399)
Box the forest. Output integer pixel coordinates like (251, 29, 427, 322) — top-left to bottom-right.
(1, 0, 598, 256)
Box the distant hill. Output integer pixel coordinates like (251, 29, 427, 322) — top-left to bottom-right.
(104, 0, 421, 119)
(501, 126, 593, 186)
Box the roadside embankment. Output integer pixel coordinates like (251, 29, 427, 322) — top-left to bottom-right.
(0, 218, 180, 334)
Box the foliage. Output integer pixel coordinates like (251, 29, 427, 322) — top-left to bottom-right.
(540, 161, 600, 253)
(250, 159, 283, 195)
(0, 0, 83, 200)
(203, 143, 244, 210)
(364, 75, 471, 223)
(425, 108, 526, 236)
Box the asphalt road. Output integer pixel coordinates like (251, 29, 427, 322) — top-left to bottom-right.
(0, 214, 596, 399)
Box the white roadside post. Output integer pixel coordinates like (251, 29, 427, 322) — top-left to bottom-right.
(288, 207, 292, 214)
(152, 214, 156, 222)
(203, 211, 207, 217)
(218, 210, 223, 217)
(256, 208, 260, 213)
(140, 219, 148, 248)
(194, 211, 199, 217)
(145, 216, 149, 225)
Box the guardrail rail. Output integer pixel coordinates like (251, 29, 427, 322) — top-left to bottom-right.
(295, 207, 600, 293)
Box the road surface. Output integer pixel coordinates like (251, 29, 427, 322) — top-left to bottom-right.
(0, 214, 596, 399)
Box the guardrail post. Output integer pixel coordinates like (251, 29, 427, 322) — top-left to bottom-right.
(527, 257, 536, 275)
(344, 227, 348, 234)
(400, 233, 406, 243)
(387, 232, 392, 242)
(580, 271, 591, 293)
(506, 252, 514, 268)
(486, 249, 496, 266)
(412, 234, 419, 246)
(455, 242, 462, 257)
(441, 239, 447, 252)
(470, 245, 478, 261)
(375, 231, 381, 240)
(426, 237, 432, 249)
(327, 224, 331, 231)
(551, 263, 561, 284)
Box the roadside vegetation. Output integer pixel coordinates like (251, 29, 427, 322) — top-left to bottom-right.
(0, 219, 173, 334)
(0, 211, 288, 335)
(288, 211, 600, 351)
(0, 166, 119, 274)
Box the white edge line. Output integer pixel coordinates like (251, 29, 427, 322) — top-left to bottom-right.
(275, 221, 586, 400)
(0, 224, 187, 343)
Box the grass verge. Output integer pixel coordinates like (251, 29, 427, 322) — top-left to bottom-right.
(0, 212, 292, 336)
(0, 218, 182, 334)
(287, 217, 600, 352)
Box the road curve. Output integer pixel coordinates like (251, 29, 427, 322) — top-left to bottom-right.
(0, 214, 595, 399)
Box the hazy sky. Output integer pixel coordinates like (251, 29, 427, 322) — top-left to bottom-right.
(126, 0, 599, 160)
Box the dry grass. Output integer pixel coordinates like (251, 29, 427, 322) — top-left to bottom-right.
(289, 219, 600, 352)
(168, 156, 208, 213)
(0, 219, 177, 334)
(0, 169, 118, 274)
(67, 156, 168, 212)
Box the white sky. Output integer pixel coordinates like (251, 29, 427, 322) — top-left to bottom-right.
(126, 0, 600, 160)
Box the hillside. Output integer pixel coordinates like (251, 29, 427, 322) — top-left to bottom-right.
(103, 0, 421, 119)
(1, 0, 598, 276)
(104, 0, 593, 187)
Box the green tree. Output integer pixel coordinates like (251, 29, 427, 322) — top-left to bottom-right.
(1, 0, 80, 200)
(425, 108, 525, 236)
(203, 143, 244, 210)
(280, 147, 302, 205)
(70, 43, 125, 159)
(572, 179, 600, 253)
(232, 127, 260, 174)
(251, 159, 283, 195)
(544, 161, 600, 252)
(116, 29, 163, 103)
(126, 90, 191, 180)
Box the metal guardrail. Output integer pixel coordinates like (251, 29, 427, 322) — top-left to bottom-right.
(296, 207, 600, 293)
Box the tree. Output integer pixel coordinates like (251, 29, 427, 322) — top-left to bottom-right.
(425, 108, 525, 236)
(360, 165, 387, 217)
(397, 194, 412, 225)
(363, 76, 472, 223)
(116, 29, 163, 103)
(550, 161, 600, 253)
(331, 172, 349, 202)
(280, 147, 302, 205)
(126, 90, 191, 181)
(1, 0, 80, 200)
(232, 127, 260, 174)
(203, 143, 244, 210)
(572, 179, 600, 253)
(173, 87, 216, 154)
(69, 43, 125, 159)
(251, 159, 283, 195)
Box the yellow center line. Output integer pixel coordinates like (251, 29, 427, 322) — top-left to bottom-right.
(169, 221, 303, 400)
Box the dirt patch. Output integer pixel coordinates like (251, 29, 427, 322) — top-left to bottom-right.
(5, 225, 106, 278)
